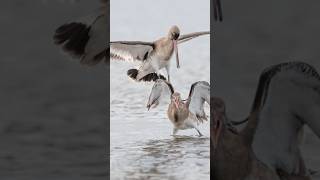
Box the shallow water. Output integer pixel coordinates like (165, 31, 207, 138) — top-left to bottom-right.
(110, 0, 210, 179)
(111, 136, 209, 180)
(110, 59, 210, 180)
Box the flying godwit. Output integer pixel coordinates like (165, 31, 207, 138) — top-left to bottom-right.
(110, 26, 209, 82)
(146, 79, 210, 136)
(212, 62, 320, 180)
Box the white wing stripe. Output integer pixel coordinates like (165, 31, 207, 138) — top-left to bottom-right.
(188, 81, 210, 122)
(110, 46, 136, 61)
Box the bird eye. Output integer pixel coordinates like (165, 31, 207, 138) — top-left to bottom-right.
(171, 33, 179, 39)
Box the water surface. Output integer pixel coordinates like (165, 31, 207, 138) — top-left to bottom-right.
(110, 1, 210, 179)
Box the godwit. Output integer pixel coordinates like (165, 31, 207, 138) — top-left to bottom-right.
(110, 26, 209, 82)
(212, 62, 320, 180)
(146, 80, 210, 136)
(53, 0, 107, 65)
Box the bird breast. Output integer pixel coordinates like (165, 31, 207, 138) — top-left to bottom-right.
(167, 103, 189, 126)
(154, 38, 174, 61)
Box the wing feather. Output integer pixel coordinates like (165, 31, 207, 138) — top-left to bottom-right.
(178, 31, 210, 44)
(54, 5, 107, 66)
(187, 81, 210, 122)
(146, 79, 174, 110)
(110, 41, 154, 62)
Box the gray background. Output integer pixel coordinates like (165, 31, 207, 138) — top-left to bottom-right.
(213, 0, 320, 176)
(0, 1, 107, 179)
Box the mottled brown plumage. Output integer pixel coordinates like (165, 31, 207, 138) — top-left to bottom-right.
(167, 92, 200, 135)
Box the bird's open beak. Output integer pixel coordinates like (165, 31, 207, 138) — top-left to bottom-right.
(212, 111, 222, 151)
(173, 40, 180, 68)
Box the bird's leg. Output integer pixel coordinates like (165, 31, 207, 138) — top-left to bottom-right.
(172, 128, 178, 136)
(150, 59, 162, 79)
(165, 65, 170, 82)
(195, 127, 203, 137)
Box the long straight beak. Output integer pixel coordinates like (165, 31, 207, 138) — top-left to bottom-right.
(173, 40, 180, 68)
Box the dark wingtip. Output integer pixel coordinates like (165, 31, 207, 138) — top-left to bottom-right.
(53, 22, 90, 59)
(127, 69, 166, 82)
(309, 169, 318, 175)
(231, 118, 249, 126)
(141, 73, 166, 82)
(196, 114, 208, 122)
(127, 69, 139, 80)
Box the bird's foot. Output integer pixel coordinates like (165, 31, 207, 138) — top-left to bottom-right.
(195, 128, 203, 137)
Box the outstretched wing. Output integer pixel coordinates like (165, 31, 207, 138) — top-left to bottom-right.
(110, 41, 154, 62)
(187, 81, 210, 122)
(246, 62, 320, 175)
(146, 79, 174, 110)
(54, 2, 107, 66)
(178, 31, 210, 44)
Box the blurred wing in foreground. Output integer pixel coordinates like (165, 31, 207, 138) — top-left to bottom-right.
(54, 1, 107, 65)
(248, 62, 320, 175)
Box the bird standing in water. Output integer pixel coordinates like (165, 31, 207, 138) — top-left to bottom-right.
(147, 80, 210, 136)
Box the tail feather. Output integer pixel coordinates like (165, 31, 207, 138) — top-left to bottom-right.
(127, 69, 166, 82)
